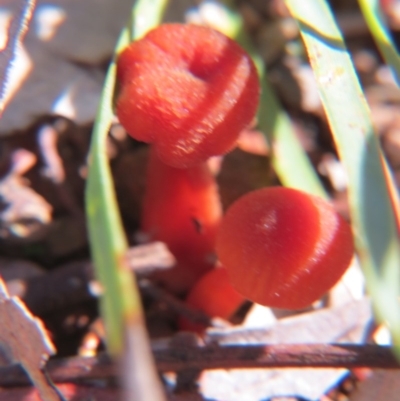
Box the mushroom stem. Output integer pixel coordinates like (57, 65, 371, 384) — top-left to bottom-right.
(141, 148, 222, 294)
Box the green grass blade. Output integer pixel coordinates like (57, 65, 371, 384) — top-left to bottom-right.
(85, 34, 130, 357)
(284, 0, 400, 353)
(85, 0, 167, 355)
(219, 3, 327, 198)
(86, 2, 168, 400)
(358, 0, 400, 86)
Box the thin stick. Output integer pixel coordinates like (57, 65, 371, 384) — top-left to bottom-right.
(0, 343, 398, 387)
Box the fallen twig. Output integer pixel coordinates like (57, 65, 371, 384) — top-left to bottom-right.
(0, 342, 398, 388)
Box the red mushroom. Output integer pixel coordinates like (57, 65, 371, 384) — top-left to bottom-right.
(116, 24, 260, 293)
(179, 266, 245, 332)
(216, 187, 354, 309)
(116, 23, 260, 168)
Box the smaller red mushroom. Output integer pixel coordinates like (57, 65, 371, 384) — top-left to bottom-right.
(179, 267, 245, 332)
(216, 187, 354, 309)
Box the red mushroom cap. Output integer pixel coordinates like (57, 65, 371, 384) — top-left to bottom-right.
(116, 24, 260, 168)
(216, 187, 354, 309)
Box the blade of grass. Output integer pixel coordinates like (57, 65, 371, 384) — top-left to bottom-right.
(218, 2, 327, 198)
(358, 0, 400, 226)
(284, 0, 400, 355)
(85, 29, 131, 359)
(86, 0, 167, 357)
(358, 0, 400, 86)
(85, 0, 168, 399)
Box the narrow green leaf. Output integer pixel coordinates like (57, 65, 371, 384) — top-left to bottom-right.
(358, 0, 400, 86)
(85, 34, 130, 357)
(85, 0, 167, 355)
(284, 0, 400, 354)
(86, 2, 168, 400)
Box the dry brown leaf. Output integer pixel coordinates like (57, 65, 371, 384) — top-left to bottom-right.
(0, 149, 52, 241)
(0, 275, 60, 401)
(0, 36, 104, 133)
(0, 258, 44, 303)
(0, 258, 43, 283)
(125, 242, 176, 274)
(208, 298, 371, 345)
(0, 0, 134, 134)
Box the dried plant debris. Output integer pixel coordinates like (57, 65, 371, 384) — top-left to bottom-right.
(125, 242, 176, 274)
(0, 258, 44, 300)
(0, 0, 134, 134)
(0, 276, 61, 401)
(200, 298, 372, 401)
(0, 382, 210, 401)
(0, 383, 118, 401)
(0, 149, 52, 241)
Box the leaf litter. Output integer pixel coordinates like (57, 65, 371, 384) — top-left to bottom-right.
(0, 275, 61, 401)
